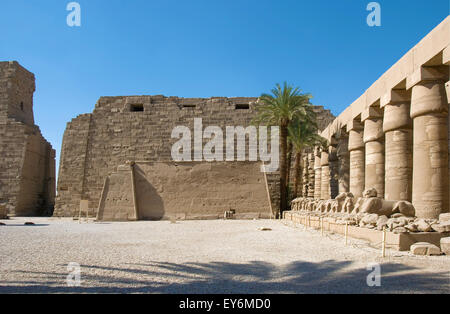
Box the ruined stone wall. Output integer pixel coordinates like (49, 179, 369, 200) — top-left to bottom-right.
(0, 61, 55, 216)
(55, 95, 333, 218)
(55, 114, 92, 216)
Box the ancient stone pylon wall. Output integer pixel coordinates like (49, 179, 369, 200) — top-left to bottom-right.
(315, 16, 450, 220)
(97, 161, 273, 221)
(55, 95, 333, 218)
(0, 61, 55, 216)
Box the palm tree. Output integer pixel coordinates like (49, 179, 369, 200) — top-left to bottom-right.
(288, 116, 327, 199)
(286, 140, 293, 188)
(253, 82, 312, 217)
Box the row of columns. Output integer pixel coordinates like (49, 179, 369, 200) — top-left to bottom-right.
(306, 67, 449, 219)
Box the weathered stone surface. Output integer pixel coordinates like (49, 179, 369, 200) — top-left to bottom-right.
(0, 62, 55, 217)
(387, 217, 408, 231)
(410, 242, 442, 256)
(431, 222, 450, 233)
(348, 121, 365, 199)
(440, 237, 450, 255)
(411, 81, 449, 219)
(405, 223, 419, 233)
(0, 204, 7, 219)
(393, 201, 416, 217)
(364, 117, 385, 198)
(376, 215, 389, 230)
(383, 101, 413, 202)
(337, 133, 350, 194)
(97, 161, 274, 221)
(320, 151, 331, 200)
(361, 198, 382, 214)
(314, 148, 322, 200)
(359, 197, 395, 216)
(439, 213, 450, 222)
(361, 213, 378, 225)
(55, 93, 334, 219)
(393, 227, 408, 234)
(416, 219, 433, 232)
(363, 188, 378, 198)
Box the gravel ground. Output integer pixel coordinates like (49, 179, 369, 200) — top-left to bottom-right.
(0, 217, 449, 294)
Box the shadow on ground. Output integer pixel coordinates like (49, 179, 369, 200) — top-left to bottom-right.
(1, 260, 449, 294)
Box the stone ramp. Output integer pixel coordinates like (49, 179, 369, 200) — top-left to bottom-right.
(96, 161, 273, 221)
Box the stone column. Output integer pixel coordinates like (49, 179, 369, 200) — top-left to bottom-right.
(381, 90, 413, 201)
(408, 67, 449, 218)
(446, 81, 450, 208)
(314, 147, 322, 200)
(347, 119, 365, 198)
(337, 132, 350, 194)
(321, 150, 330, 200)
(362, 107, 385, 198)
(329, 143, 339, 199)
(301, 155, 308, 197)
(307, 153, 315, 198)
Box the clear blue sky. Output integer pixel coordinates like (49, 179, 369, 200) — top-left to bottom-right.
(0, 0, 449, 171)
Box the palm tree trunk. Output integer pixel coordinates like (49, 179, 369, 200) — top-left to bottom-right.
(279, 125, 288, 217)
(286, 141, 293, 190)
(293, 150, 302, 199)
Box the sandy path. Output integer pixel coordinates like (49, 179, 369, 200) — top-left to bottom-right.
(0, 218, 449, 293)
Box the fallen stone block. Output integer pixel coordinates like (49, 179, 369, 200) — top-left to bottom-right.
(410, 242, 442, 256)
(405, 223, 419, 233)
(416, 219, 432, 232)
(431, 222, 450, 233)
(361, 213, 379, 225)
(439, 213, 450, 223)
(441, 237, 450, 255)
(440, 237, 450, 255)
(393, 227, 408, 234)
(0, 204, 7, 219)
(376, 215, 389, 230)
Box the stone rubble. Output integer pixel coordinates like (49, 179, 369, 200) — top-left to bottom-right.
(410, 242, 442, 256)
(290, 188, 450, 237)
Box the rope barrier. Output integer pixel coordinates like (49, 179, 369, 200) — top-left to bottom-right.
(283, 212, 393, 256)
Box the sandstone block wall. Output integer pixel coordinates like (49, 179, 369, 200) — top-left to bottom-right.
(97, 163, 138, 221)
(55, 94, 333, 219)
(0, 61, 55, 216)
(97, 161, 272, 221)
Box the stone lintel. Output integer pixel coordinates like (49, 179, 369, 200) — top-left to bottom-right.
(380, 89, 411, 108)
(346, 118, 363, 132)
(361, 106, 383, 122)
(443, 46, 450, 65)
(406, 66, 449, 90)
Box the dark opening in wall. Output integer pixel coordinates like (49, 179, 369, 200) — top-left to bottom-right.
(235, 104, 250, 110)
(130, 104, 144, 112)
(183, 104, 196, 108)
(20, 102, 24, 111)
